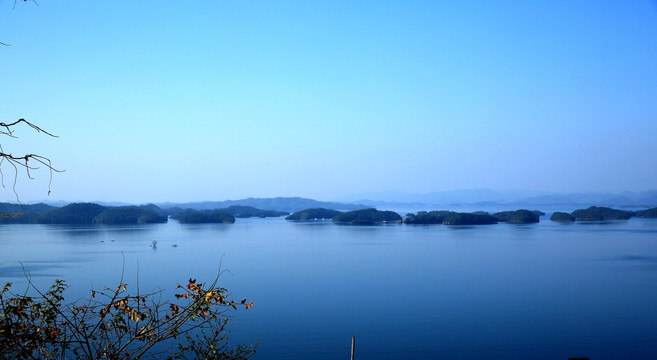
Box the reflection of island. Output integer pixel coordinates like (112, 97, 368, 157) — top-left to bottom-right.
(285, 208, 343, 221)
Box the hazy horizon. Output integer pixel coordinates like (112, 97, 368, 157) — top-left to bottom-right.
(2, 1, 656, 203)
(10, 188, 657, 209)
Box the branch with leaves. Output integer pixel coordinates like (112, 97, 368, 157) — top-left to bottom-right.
(0, 266, 256, 359)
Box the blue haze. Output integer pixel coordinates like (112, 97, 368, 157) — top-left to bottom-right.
(0, 1, 656, 203)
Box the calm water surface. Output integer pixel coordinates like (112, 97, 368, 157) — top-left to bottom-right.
(1, 217, 657, 359)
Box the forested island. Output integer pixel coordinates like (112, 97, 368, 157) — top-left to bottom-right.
(636, 207, 657, 218)
(402, 209, 542, 225)
(168, 205, 287, 223)
(170, 209, 236, 224)
(284, 206, 657, 226)
(332, 208, 403, 225)
(403, 211, 498, 225)
(285, 208, 343, 220)
(549, 206, 653, 222)
(0, 203, 168, 225)
(493, 210, 544, 223)
(2, 201, 657, 226)
(0, 202, 289, 225)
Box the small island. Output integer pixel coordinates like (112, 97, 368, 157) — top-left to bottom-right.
(570, 206, 635, 221)
(36, 203, 167, 225)
(492, 210, 542, 224)
(403, 211, 456, 224)
(549, 206, 636, 222)
(332, 208, 402, 225)
(404, 210, 513, 225)
(285, 208, 343, 221)
(441, 212, 498, 225)
(550, 211, 575, 222)
(92, 206, 168, 225)
(170, 209, 235, 224)
(636, 207, 657, 218)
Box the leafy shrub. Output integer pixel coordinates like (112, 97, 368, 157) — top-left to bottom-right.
(0, 270, 255, 359)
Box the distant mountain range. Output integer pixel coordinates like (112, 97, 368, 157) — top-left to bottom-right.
(21, 190, 657, 214)
(338, 189, 657, 209)
(157, 197, 367, 213)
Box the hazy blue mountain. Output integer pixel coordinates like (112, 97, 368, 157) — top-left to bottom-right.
(32, 200, 133, 207)
(0, 202, 56, 214)
(339, 190, 657, 208)
(159, 197, 366, 213)
(218, 205, 288, 218)
(339, 189, 547, 205)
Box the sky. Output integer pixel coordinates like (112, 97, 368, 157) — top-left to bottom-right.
(1, 1, 656, 203)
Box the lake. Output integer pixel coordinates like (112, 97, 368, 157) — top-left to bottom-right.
(1, 216, 657, 359)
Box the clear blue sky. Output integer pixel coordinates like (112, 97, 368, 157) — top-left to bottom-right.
(1, 1, 656, 203)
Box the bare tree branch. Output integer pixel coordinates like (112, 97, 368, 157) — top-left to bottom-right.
(4, 0, 38, 44)
(13, 0, 39, 10)
(0, 118, 63, 202)
(0, 118, 59, 138)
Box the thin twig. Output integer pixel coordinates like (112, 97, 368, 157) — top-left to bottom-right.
(0, 118, 64, 202)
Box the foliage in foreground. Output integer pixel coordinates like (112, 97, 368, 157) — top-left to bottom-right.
(0, 269, 255, 359)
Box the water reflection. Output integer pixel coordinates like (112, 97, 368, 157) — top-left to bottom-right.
(41, 224, 161, 241)
(602, 254, 657, 265)
(575, 220, 631, 226)
(2, 218, 657, 360)
(0, 261, 67, 278)
(288, 220, 334, 226)
(176, 223, 232, 233)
